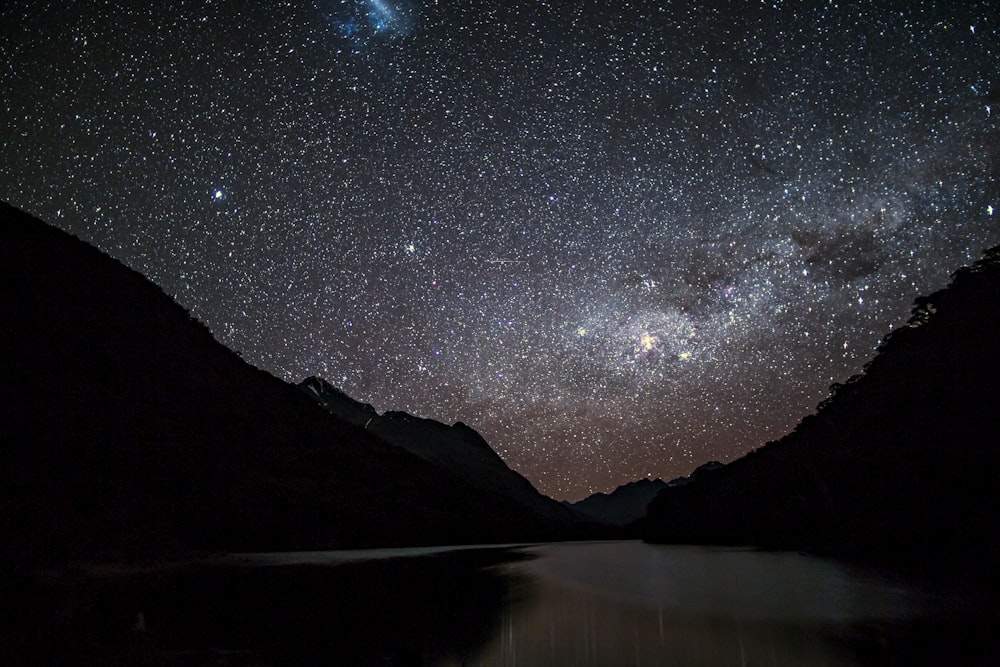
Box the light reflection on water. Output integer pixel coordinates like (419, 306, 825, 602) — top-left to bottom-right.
(456, 541, 972, 667)
(18, 540, 990, 665)
(230, 541, 534, 566)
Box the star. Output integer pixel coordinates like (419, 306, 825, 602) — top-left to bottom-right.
(638, 333, 658, 354)
(1, 0, 997, 500)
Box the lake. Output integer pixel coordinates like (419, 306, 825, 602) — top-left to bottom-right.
(466, 541, 995, 666)
(5, 540, 995, 665)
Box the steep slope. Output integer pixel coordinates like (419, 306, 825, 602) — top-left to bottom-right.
(0, 202, 578, 569)
(567, 478, 668, 526)
(300, 376, 580, 524)
(643, 247, 1000, 563)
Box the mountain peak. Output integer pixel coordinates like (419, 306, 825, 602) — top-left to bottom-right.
(1, 203, 591, 564)
(644, 245, 1000, 562)
(296, 376, 378, 427)
(298, 377, 584, 526)
(568, 478, 669, 526)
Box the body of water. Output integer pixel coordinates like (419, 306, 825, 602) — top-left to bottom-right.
(466, 541, 992, 666)
(6, 540, 994, 665)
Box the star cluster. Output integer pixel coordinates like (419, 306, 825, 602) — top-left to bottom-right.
(2, 0, 997, 499)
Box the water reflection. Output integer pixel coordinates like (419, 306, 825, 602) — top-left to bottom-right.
(465, 541, 994, 667)
(5, 541, 994, 665)
(519, 541, 925, 621)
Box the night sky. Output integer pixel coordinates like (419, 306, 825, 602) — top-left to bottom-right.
(2, 1, 997, 500)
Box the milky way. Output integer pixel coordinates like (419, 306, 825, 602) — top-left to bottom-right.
(2, 1, 997, 499)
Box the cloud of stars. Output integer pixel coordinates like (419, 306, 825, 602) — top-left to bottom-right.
(2, 0, 997, 500)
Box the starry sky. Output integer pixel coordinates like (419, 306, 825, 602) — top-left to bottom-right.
(2, 1, 997, 500)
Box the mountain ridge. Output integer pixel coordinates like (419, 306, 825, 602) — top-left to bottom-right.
(566, 478, 668, 527)
(642, 245, 1000, 564)
(298, 376, 582, 525)
(0, 202, 588, 569)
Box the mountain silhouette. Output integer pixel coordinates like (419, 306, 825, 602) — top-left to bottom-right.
(0, 202, 582, 569)
(643, 246, 1000, 564)
(300, 376, 583, 525)
(566, 478, 668, 527)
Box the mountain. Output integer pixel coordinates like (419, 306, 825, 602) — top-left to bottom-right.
(566, 478, 668, 526)
(663, 461, 724, 488)
(298, 376, 380, 427)
(300, 377, 581, 525)
(0, 202, 583, 570)
(643, 246, 1000, 564)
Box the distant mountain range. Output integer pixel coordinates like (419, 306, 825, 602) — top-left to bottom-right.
(7, 199, 996, 571)
(299, 374, 663, 529)
(298, 376, 581, 525)
(0, 202, 593, 569)
(562, 462, 726, 528)
(564, 478, 668, 527)
(643, 245, 1000, 565)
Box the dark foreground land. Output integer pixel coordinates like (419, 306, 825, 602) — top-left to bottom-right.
(1, 548, 532, 666)
(1, 201, 598, 572)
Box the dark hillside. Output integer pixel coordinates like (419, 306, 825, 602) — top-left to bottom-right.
(567, 478, 668, 527)
(644, 246, 1000, 564)
(300, 376, 582, 526)
(0, 202, 578, 570)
